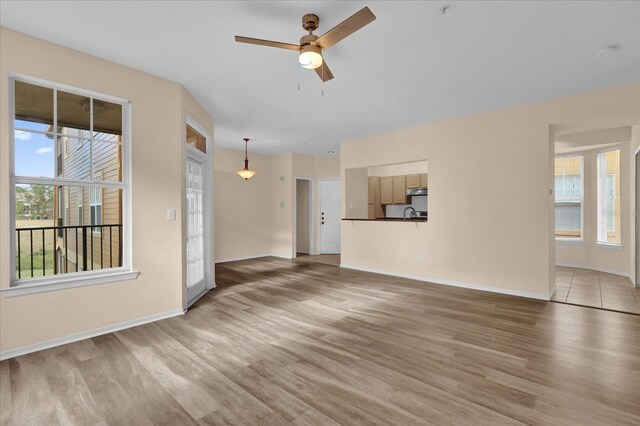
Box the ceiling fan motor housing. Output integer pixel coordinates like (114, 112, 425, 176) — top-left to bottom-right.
(299, 34, 319, 47)
(302, 13, 320, 32)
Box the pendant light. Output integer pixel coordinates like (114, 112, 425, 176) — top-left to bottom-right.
(236, 138, 257, 180)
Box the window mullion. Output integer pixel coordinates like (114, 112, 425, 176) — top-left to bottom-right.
(90, 97, 94, 182)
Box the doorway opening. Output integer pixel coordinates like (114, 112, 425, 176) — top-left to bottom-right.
(552, 125, 640, 314)
(295, 178, 313, 258)
(319, 179, 341, 254)
(185, 117, 214, 308)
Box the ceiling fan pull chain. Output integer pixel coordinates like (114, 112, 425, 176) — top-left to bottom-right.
(297, 60, 301, 91)
(321, 64, 324, 97)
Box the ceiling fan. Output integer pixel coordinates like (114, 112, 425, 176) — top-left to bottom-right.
(235, 6, 376, 82)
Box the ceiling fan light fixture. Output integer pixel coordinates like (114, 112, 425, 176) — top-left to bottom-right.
(299, 44, 323, 69)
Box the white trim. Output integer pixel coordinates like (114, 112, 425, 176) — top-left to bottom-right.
(3, 270, 140, 297)
(9, 75, 134, 285)
(184, 114, 213, 307)
(186, 287, 212, 309)
(8, 72, 129, 104)
(340, 263, 550, 301)
(294, 177, 315, 258)
(0, 308, 183, 361)
(555, 263, 630, 278)
(595, 242, 624, 250)
(215, 253, 272, 264)
(555, 239, 586, 246)
(548, 284, 557, 300)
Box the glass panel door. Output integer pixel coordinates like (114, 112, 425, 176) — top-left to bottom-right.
(186, 154, 205, 299)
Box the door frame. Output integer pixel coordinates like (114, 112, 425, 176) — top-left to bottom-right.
(184, 114, 214, 308)
(635, 145, 640, 288)
(293, 177, 314, 258)
(319, 178, 341, 254)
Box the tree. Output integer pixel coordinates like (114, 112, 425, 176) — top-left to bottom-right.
(15, 185, 53, 220)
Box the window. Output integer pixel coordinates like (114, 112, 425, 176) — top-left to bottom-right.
(64, 187, 69, 225)
(555, 155, 583, 239)
(77, 187, 83, 226)
(11, 77, 130, 287)
(91, 173, 103, 233)
(597, 149, 621, 245)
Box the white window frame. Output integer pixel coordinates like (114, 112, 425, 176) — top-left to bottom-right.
(554, 154, 584, 242)
(77, 187, 83, 226)
(90, 172, 103, 234)
(596, 148, 622, 247)
(4, 74, 137, 298)
(64, 187, 69, 225)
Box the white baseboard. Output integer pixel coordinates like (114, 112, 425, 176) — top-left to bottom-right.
(0, 308, 184, 361)
(340, 263, 550, 301)
(556, 263, 630, 278)
(215, 253, 272, 263)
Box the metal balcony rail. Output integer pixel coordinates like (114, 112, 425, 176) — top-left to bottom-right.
(15, 224, 122, 279)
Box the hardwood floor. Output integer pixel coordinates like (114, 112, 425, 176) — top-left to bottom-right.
(295, 253, 341, 267)
(2, 257, 640, 425)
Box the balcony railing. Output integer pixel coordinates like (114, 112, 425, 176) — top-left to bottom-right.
(15, 224, 122, 279)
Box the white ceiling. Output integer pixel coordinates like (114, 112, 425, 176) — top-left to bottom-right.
(1, 1, 639, 156)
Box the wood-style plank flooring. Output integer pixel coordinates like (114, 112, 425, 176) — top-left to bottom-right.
(2, 257, 640, 425)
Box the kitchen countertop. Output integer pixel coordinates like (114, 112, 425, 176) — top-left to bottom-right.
(342, 218, 428, 223)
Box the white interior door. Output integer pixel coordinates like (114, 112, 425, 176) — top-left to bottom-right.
(186, 151, 206, 302)
(320, 179, 341, 254)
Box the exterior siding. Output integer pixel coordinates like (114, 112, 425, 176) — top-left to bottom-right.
(54, 128, 122, 273)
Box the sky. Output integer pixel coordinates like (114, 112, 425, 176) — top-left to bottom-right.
(14, 119, 55, 178)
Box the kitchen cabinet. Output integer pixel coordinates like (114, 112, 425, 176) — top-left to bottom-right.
(406, 174, 420, 189)
(368, 177, 375, 204)
(420, 173, 428, 188)
(368, 176, 384, 218)
(392, 176, 407, 204)
(380, 177, 393, 205)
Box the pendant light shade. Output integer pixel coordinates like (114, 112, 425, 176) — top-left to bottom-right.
(236, 138, 257, 180)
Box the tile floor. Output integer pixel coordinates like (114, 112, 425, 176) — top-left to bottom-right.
(553, 267, 640, 314)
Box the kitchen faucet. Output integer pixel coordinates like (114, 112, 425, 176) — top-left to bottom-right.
(403, 206, 417, 219)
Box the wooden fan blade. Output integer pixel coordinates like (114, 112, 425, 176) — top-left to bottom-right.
(315, 61, 334, 82)
(315, 7, 376, 49)
(235, 36, 300, 51)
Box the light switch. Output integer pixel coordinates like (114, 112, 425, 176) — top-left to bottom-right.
(167, 208, 176, 221)
(280, 201, 285, 208)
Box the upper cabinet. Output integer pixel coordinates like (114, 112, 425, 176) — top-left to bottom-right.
(380, 177, 393, 205)
(367, 176, 384, 218)
(406, 174, 420, 189)
(420, 173, 428, 188)
(392, 176, 407, 204)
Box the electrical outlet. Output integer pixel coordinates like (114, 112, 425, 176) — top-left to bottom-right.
(418, 253, 426, 263)
(280, 201, 285, 208)
(250, 240, 256, 247)
(166, 208, 176, 221)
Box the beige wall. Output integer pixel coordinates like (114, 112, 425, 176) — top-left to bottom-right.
(213, 151, 340, 261)
(344, 168, 368, 219)
(368, 160, 429, 177)
(555, 143, 632, 275)
(214, 147, 272, 262)
(0, 28, 214, 354)
(341, 82, 640, 300)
